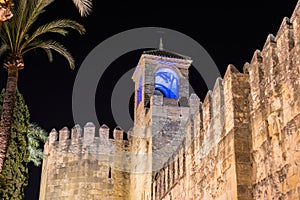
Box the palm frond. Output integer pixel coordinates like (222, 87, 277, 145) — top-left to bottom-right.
(8, 0, 28, 50)
(23, 40, 75, 69)
(27, 123, 48, 166)
(0, 0, 31, 52)
(22, 0, 55, 35)
(27, 146, 44, 166)
(0, 27, 10, 49)
(0, 0, 84, 70)
(22, 39, 53, 62)
(2, 22, 13, 50)
(72, 0, 92, 17)
(9, 0, 28, 26)
(27, 124, 48, 146)
(0, 44, 9, 57)
(20, 19, 85, 51)
(42, 47, 53, 63)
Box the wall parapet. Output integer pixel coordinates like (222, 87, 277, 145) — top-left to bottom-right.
(46, 122, 131, 155)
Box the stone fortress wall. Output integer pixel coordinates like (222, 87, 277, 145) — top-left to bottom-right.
(39, 123, 133, 199)
(39, 1, 300, 199)
(151, 2, 300, 199)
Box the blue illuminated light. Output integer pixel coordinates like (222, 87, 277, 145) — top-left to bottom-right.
(158, 61, 176, 65)
(137, 76, 143, 104)
(155, 68, 179, 99)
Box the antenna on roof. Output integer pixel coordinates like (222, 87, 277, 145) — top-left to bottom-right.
(159, 37, 163, 50)
(157, 29, 164, 50)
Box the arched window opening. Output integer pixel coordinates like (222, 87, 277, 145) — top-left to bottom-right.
(155, 68, 179, 99)
(154, 88, 166, 97)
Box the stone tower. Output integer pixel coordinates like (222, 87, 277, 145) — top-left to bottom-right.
(132, 39, 193, 163)
(39, 42, 196, 200)
(130, 41, 194, 199)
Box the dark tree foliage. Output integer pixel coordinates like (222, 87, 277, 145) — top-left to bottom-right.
(0, 89, 30, 199)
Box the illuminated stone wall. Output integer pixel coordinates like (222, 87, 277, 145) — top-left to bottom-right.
(151, 1, 300, 199)
(40, 1, 300, 199)
(248, 6, 300, 198)
(152, 65, 252, 200)
(39, 124, 131, 200)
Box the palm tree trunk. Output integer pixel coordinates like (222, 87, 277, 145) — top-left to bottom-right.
(0, 66, 18, 173)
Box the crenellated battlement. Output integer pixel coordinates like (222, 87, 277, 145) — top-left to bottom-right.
(290, 0, 300, 23)
(179, 4, 300, 199)
(40, 2, 300, 199)
(246, 8, 300, 124)
(276, 17, 294, 58)
(40, 122, 134, 199)
(46, 122, 131, 156)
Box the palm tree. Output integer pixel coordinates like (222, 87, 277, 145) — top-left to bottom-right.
(0, 0, 85, 172)
(0, 0, 92, 29)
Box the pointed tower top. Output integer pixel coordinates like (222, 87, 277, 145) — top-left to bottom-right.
(142, 33, 191, 60)
(159, 37, 163, 50)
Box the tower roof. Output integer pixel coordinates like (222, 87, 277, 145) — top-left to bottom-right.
(143, 49, 191, 60)
(143, 37, 191, 60)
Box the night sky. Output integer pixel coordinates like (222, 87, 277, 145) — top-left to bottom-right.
(0, 0, 297, 199)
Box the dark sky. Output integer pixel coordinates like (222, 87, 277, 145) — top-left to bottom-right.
(0, 0, 296, 199)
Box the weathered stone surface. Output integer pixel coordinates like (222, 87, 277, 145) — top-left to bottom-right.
(40, 2, 300, 199)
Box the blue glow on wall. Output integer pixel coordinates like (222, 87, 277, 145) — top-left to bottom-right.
(137, 76, 143, 104)
(158, 60, 176, 66)
(155, 68, 179, 99)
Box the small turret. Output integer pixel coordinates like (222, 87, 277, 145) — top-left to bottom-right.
(99, 124, 110, 140)
(49, 128, 58, 145)
(83, 122, 95, 143)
